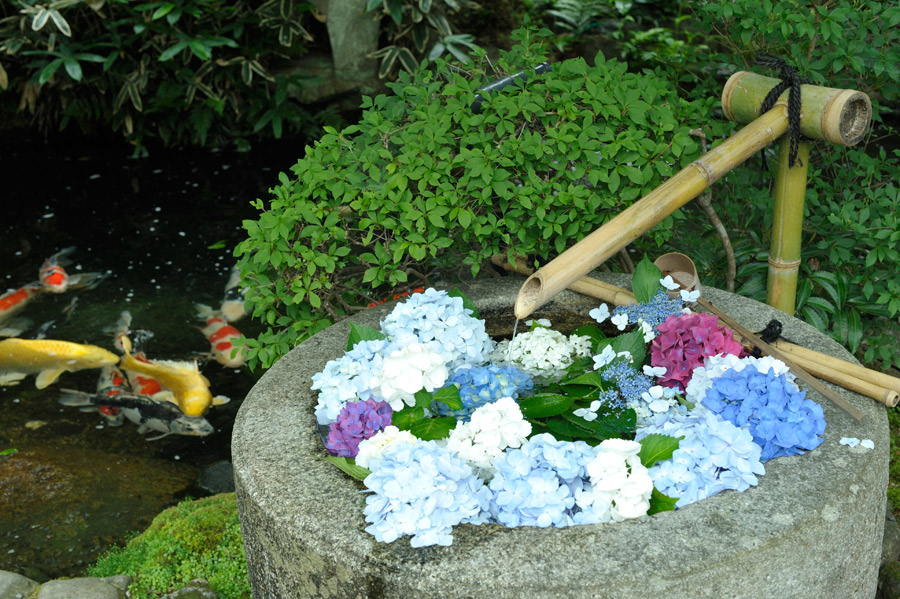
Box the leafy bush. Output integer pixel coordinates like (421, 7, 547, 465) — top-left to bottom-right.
(86, 493, 249, 599)
(234, 27, 717, 370)
(0, 0, 320, 149)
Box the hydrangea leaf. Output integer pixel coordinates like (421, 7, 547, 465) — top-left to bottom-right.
(448, 288, 480, 319)
(632, 255, 664, 304)
(647, 487, 678, 515)
(638, 433, 683, 468)
(431, 385, 464, 411)
(543, 417, 582, 441)
(409, 417, 457, 441)
(561, 371, 606, 389)
(518, 393, 574, 418)
(561, 408, 636, 442)
(346, 322, 386, 351)
(572, 323, 606, 349)
(392, 405, 426, 430)
(609, 329, 646, 366)
(323, 456, 371, 481)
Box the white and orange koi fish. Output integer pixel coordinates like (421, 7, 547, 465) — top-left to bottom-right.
(118, 335, 229, 417)
(0, 283, 42, 336)
(91, 364, 130, 427)
(38, 247, 108, 293)
(219, 265, 247, 322)
(0, 338, 119, 388)
(194, 303, 247, 368)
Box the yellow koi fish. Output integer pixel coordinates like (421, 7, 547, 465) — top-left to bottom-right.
(118, 336, 229, 417)
(0, 338, 119, 389)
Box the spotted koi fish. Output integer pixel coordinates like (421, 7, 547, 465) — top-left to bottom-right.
(38, 247, 108, 293)
(91, 364, 129, 427)
(194, 303, 247, 368)
(220, 265, 247, 322)
(0, 283, 42, 336)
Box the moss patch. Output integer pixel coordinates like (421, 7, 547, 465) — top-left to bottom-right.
(86, 493, 249, 599)
(889, 409, 900, 516)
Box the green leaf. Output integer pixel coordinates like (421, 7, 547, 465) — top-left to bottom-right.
(609, 329, 646, 366)
(39, 58, 64, 84)
(518, 394, 575, 418)
(561, 408, 636, 442)
(323, 456, 371, 481)
(432, 385, 463, 411)
(392, 405, 425, 430)
(409, 417, 457, 440)
(159, 41, 187, 62)
(632, 255, 663, 303)
(638, 433, 682, 468)
(562, 371, 606, 388)
(572, 324, 606, 347)
(647, 487, 678, 515)
(346, 322, 386, 351)
(63, 57, 82, 81)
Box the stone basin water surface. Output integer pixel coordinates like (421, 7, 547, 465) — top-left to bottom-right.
(232, 274, 888, 599)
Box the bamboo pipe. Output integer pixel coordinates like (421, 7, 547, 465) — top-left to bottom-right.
(773, 340, 900, 398)
(766, 136, 811, 315)
(514, 105, 791, 320)
(721, 72, 871, 146)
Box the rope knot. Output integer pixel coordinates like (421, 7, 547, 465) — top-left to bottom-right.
(754, 52, 811, 167)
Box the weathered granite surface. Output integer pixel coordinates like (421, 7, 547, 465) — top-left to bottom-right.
(233, 274, 889, 599)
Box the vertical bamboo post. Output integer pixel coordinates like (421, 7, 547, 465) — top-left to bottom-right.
(767, 136, 811, 314)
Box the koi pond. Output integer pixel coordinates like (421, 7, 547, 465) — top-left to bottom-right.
(0, 131, 298, 580)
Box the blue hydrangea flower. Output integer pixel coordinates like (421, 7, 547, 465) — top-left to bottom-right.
(488, 433, 596, 528)
(600, 360, 654, 403)
(380, 288, 494, 371)
(636, 410, 766, 508)
(612, 289, 684, 331)
(312, 338, 396, 425)
(701, 364, 825, 461)
(363, 440, 492, 547)
(435, 364, 533, 420)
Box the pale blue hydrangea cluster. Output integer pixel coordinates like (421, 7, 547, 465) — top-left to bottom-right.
(380, 288, 494, 370)
(701, 364, 825, 461)
(311, 338, 395, 425)
(488, 433, 596, 528)
(612, 290, 684, 330)
(435, 364, 534, 420)
(363, 440, 492, 547)
(636, 410, 766, 508)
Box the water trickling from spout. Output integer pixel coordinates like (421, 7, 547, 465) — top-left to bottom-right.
(507, 318, 520, 363)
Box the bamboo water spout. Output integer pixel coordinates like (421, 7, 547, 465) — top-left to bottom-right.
(514, 74, 872, 320)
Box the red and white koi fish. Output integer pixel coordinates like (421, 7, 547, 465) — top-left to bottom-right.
(220, 266, 247, 322)
(194, 303, 247, 368)
(0, 283, 42, 336)
(91, 364, 130, 427)
(38, 247, 109, 293)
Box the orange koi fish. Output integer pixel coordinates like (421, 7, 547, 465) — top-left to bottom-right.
(38, 247, 108, 293)
(0, 338, 119, 389)
(194, 303, 247, 368)
(0, 283, 42, 336)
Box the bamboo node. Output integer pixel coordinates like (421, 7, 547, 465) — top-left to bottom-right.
(767, 256, 802, 271)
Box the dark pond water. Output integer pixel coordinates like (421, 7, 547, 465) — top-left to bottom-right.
(0, 130, 303, 580)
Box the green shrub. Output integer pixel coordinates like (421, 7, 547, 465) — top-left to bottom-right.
(234, 27, 718, 370)
(86, 493, 249, 599)
(0, 0, 320, 149)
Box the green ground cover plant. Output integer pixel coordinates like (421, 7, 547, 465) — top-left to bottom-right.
(234, 27, 717, 370)
(86, 493, 249, 599)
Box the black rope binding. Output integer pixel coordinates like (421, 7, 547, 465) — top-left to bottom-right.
(754, 52, 812, 168)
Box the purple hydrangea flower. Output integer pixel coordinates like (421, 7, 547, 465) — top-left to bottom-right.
(325, 399, 393, 458)
(701, 364, 825, 461)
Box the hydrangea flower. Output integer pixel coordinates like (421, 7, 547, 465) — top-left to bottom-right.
(685, 353, 798, 406)
(701, 364, 825, 461)
(355, 425, 418, 469)
(599, 360, 654, 404)
(435, 364, 533, 420)
(380, 288, 494, 371)
(325, 399, 392, 458)
(312, 338, 394, 425)
(572, 439, 654, 524)
(446, 396, 532, 473)
(636, 410, 765, 508)
(488, 433, 596, 528)
(612, 290, 684, 332)
(363, 440, 491, 547)
(589, 304, 610, 324)
(572, 389, 622, 422)
(374, 342, 449, 411)
(650, 313, 744, 390)
(491, 327, 592, 382)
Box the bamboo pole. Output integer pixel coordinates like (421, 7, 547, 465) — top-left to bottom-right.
(766, 136, 811, 315)
(514, 105, 791, 320)
(773, 340, 900, 398)
(697, 297, 865, 421)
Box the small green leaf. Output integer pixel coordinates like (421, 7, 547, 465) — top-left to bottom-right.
(409, 417, 457, 440)
(323, 456, 371, 481)
(207, 240, 227, 250)
(647, 487, 678, 515)
(518, 394, 574, 418)
(632, 255, 663, 304)
(346, 322, 386, 351)
(638, 433, 682, 468)
(392, 405, 425, 430)
(432, 385, 463, 411)
(609, 329, 646, 366)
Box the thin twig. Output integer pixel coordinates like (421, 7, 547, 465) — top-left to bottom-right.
(690, 128, 736, 292)
(618, 247, 634, 273)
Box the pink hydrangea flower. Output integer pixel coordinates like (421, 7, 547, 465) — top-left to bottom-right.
(649, 313, 744, 390)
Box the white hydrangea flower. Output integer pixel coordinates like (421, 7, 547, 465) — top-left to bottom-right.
(660, 275, 681, 291)
(640, 385, 679, 414)
(643, 365, 667, 377)
(611, 313, 629, 330)
(680, 289, 701, 302)
(576, 438, 653, 523)
(375, 343, 449, 411)
(589, 304, 610, 324)
(355, 426, 418, 468)
(446, 396, 531, 473)
(574, 400, 603, 422)
(490, 327, 592, 382)
(638, 319, 656, 343)
(592, 345, 617, 370)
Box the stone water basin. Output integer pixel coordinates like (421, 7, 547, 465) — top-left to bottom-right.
(232, 274, 888, 599)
